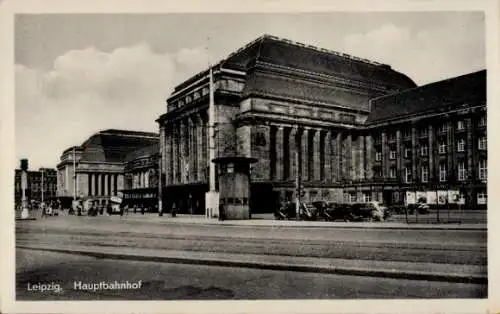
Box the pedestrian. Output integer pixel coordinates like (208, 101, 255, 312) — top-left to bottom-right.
(124, 204, 129, 215)
(141, 205, 145, 215)
(41, 202, 46, 218)
(106, 203, 112, 215)
(134, 205, 137, 214)
(171, 203, 177, 217)
(120, 205, 124, 217)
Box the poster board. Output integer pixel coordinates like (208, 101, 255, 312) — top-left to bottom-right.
(405, 191, 416, 205)
(426, 191, 437, 204)
(437, 190, 448, 205)
(416, 191, 427, 203)
(448, 190, 460, 204)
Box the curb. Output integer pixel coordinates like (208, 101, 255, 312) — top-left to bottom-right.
(120, 218, 487, 231)
(17, 246, 487, 285)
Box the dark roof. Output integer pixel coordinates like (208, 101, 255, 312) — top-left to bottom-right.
(173, 34, 416, 94)
(125, 143, 159, 162)
(79, 130, 159, 163)
(366, 70, 486, 124)
(242, 71, 378, 111)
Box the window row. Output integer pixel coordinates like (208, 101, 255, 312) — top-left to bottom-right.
(375, 115, 486, 142)
(375, 136, 486, 160)
(392, 159, 487, 183)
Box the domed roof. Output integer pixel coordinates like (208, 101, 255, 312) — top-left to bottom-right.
(79, 129, 158, 163)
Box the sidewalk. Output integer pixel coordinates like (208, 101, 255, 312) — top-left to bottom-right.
(17, 243, 487, 284)
(118, 213, 487, 230)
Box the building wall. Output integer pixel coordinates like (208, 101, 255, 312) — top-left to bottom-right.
(367, 107, 487, 207)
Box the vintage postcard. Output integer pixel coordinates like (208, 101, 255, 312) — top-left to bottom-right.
(1, 0, 499, 313)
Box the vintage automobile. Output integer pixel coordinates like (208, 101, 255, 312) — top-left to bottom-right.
(347, 201, 390, 221)
(274, 202, 318, 220)
(311, 201, 351, 221)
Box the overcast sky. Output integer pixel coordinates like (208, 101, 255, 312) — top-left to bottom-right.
(15, 12, 485, 169)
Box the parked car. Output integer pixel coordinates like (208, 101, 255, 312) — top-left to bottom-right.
(312, 201, 351, 221)
(274, 202, 318, 220)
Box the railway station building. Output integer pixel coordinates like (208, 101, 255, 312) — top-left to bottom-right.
(156, 35, 487, 214)
(56, 129, 159, 207)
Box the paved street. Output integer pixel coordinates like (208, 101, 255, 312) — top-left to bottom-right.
(15, 215, 487, 299)
(16, 249, 485, 300)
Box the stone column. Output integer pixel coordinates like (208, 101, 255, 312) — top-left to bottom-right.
(396, 130, 402, 181)
(172, 122, 178, 184)
(313, 129, 321, 181)
(301, 128, 309, 181)
(104, 174, 108, 195)
(365, 135, 374, 180)
(324, 131, 332, 182)
(359, 134, 365, 180)
(117, 174, 124, 192)
(336, 132, 343, 181)
(289, 127, 299, 181)
(351, 134, 358, 180)
(96, 174, 101, 196)
(188, 116, 196, 183)
(196, 113, 204, 182)
(163, 125, 170, 186)
(411, 124, 417, 182)
(428, 124, 435, 181)
(381, 131, 388, 179)
(276, 126, 284, 181)
(345, 132, 352, 180)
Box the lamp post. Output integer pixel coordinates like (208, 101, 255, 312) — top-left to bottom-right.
(158, 155, 163, 216)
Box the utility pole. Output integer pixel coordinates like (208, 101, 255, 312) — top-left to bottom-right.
(41, 169, 44, 204)
(158, 150, 163, 216)
(205, 35, 219, 218)
(73, 147, 77, 201)
(294, 128, 301, 219)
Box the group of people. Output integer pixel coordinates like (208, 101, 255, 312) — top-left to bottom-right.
(40, 200, 61, 218)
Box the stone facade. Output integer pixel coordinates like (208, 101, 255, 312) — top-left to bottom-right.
(57, 130, 159, 206)
(157, 35, 487, 212)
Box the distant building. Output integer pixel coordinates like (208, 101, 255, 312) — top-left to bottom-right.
(121, 143, 160, 210)
(57, 129, 159, 206)
(14, 165, 57, 206)
(157, 34, 487, 213)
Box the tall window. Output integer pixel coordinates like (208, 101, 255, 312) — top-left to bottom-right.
(375, 151, 382, 161)
(420, 145, 428, 157)
(439, 163, 447, 182)
(419, 128, 428, 137)
(457, 162, 467, 181)
(439, 141, 447, 154)
(457, 120, 465, 130)
(404, 168, 412, 183)
(350, 193, 357, 203)
(478, 115, 486, 127)
(478, 159, 487, 180)
(439, 123, 448, 133)
(421, 166, 429, 182)
(389, 150, 396, 160)
(404, 147, 412, 158)
(457, 138, 466, 152)
(389, 167, 397, 179)
(478, 136, 487, 150)
(363, 192, 371, 203)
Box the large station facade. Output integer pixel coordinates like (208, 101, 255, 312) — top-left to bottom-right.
(57, 129, 159, 207)
(157, 35, 487, 214)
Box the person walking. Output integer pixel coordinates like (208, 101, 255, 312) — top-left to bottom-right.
(41, 202, 46, 218)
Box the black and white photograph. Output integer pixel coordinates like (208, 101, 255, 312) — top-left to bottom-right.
(2, 0, 499, 313)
